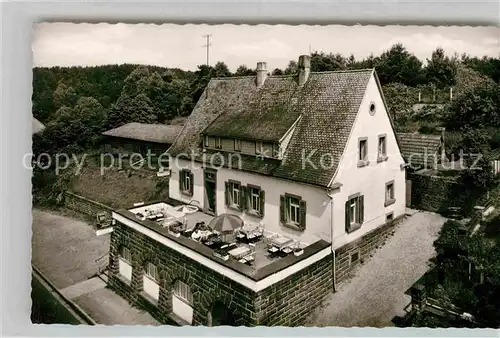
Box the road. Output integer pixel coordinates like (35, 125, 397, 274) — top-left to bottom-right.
(32, 209, 160, 325)
(308, 210, 446, 327)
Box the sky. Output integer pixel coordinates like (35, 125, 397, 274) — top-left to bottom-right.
(33, 23, 499, 71)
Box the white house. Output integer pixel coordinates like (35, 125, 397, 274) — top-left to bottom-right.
(167, 55, 406, 253)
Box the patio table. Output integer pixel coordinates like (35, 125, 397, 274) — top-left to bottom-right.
(228, 246, 251, 260)
(271, 236, 293, 249)
(268, 246, 279, 253)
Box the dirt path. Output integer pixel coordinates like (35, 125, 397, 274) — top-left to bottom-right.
(308, 210, 445, 327)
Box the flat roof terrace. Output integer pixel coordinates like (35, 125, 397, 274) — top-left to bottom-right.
(112, 201, 330, 289)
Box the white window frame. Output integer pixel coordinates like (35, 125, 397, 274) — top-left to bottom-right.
(230, 181, 240, 207)
(250, 187, 260, 213)
(287, 196, 301, 225)
(378, 135, 387, 157)
(359, 139, 367, 161)
(181, 170, 191, 193)
(349, 199, 357, 225)
(215, 137, 222, 149)
(385, 181, 395, 206)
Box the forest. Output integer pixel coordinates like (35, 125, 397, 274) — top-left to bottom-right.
(32, 43, 500, 156)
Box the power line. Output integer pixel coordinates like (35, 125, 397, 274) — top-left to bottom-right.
(202, 34, 212, 66)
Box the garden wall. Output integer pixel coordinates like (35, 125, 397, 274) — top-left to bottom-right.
(408, 170, 466, 214)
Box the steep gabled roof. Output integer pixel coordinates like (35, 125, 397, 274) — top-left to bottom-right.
(32, 118, 45, 135)
(102, 123, 183, 145)
(169, 69, 374, 187)
(397, 132, 443, 169)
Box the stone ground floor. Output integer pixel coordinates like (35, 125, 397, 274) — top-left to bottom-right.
(308, 209, 445, 327)
(32, 208, 445, 327)
(32, 209, 160, 325)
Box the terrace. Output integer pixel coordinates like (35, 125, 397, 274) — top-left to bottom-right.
(112, 201, 330, 281)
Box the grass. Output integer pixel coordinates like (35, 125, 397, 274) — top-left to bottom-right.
(69, 160, 169, 209)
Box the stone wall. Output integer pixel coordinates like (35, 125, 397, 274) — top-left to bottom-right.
(408, 171, 469, 214)
(107, 221, 333, 326)
(64, 191, 112, 218)
(335, 214, 404, 285)
(255, 254, 333, 326)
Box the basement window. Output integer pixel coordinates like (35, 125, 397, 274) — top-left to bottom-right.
(350, 251, 360, 265)
(386, 212, 394, 223)
(142, 262, 159, 303)
(118, 246, 132, 283)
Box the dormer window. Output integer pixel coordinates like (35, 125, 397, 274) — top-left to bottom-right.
(234, 139, 241, 152)
(215, 137, 222, 149)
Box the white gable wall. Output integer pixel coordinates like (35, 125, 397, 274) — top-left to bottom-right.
(331, 73, 406, 249)
(169, 158, 331, 245)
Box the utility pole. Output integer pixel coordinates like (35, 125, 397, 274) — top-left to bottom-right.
(202, 34, 212, 66)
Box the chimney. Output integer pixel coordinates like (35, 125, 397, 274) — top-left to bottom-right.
(298, 55, 311, 86)
(256, 62, 268, 88)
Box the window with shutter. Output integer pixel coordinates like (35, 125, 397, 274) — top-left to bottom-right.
(280, 195, 285, 223)
(346, 193, 363, 233)
(226, 180, 242, 211)
(299, 200, 307, 230)
(281, 194, 306, 231)
(259, 190, 265, 217)
(225, 181, 230, 206)
(245, 185, 264, 218)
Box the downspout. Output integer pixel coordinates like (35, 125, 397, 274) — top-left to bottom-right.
(327, 189, 336, 292)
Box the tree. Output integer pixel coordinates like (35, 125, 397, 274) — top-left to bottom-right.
(283, 61, 298, 75)
(234, 65, 256, 76)
(445, 84, 500, 130)
(458, 129, 498, 193)
(213, 61, 231, 77)
(310, 52, 346, 72)
(106, 93, 156, 129)
(376, 43, 424, 86)
(52, 81, 77, 109)
(430, 220, 500, 327)
(271, 68, 283, 76)
(424, 47, 457, 88)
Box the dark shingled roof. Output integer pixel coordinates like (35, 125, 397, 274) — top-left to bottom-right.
(102, 123, 183, 145)
(32, 118, 45, 134)
(169, 69, 375, 187)
(397, 132, 443, 169)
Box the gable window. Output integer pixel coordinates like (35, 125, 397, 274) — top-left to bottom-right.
(345, 194, 364, 233)
(385, 181, 395, 206)
(378, 134, 388, 162)
(172, 280, 193, 324)
(142, 262, 159, 303)
(225, 180, 244, 210)
(234, 139, 241, 152)
(280, 194, 307, 230)
(215, 137, 222, 149)
(180, 169, 194, 196)
(118, 246, 132, 283)
(358, 137, 369, 167)
(203, 135, 209, 148)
